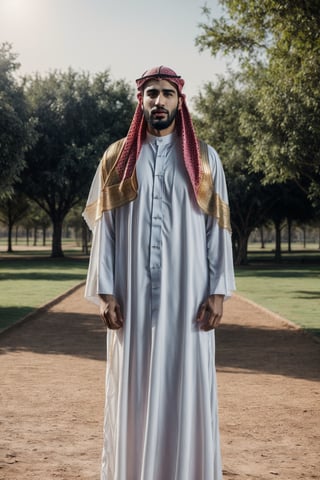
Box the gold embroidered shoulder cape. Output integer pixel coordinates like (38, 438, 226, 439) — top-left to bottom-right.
(83, 137, 231, 232)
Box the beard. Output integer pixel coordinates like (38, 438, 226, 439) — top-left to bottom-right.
(143, 105, 179, 131)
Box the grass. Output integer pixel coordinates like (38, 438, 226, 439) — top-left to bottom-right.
(235, 250, 320, 336)
(0, 244, 319, 336)
(0, 252, 89, 330)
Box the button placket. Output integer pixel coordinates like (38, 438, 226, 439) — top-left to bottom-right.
(150, 140, 164, 314)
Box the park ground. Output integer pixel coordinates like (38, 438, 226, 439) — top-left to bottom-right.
(0, 284, 319, 480)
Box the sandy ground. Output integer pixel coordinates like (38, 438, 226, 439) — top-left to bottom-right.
(0, 286, 319, 480)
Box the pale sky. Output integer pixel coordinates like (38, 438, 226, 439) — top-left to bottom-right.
(0, 0, 229, 105)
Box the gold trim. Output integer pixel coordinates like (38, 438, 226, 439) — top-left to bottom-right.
(98, 137, 138, 213)
(100, 173, 138, 211)
(83, 198, 101, 226)
(197, 140, 231, 232)
(102, 138, 126, 186)
(92, 137, 231, 231)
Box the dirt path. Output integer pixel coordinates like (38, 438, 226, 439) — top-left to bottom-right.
(0, 286, 319, 480)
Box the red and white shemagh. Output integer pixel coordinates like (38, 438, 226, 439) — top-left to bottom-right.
(116, 66, 202, 201)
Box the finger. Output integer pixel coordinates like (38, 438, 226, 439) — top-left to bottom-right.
(101, 309, 116, 328)
(106, 311, 122, 329)
(211, 313, 222, 328)
(196, 304, 206, 322)
(214, 315, 222, 328)
(115, 304, 124, 325)
(107, 305, 125, 329)
(201, 313, 222, 331)
(100, 310, 108, 324)
(100, 300, 123, 329)
(201, 321, 214, 331)
(201, 313, 211, 330)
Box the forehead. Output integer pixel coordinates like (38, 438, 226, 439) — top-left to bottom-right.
(142, 78, 178, 93)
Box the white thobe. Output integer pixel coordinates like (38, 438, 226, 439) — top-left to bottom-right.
(84, 132, 235, 480)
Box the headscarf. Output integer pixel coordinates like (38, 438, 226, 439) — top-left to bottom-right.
(115, 66, 202, 202)
(83, 66, 231, 232)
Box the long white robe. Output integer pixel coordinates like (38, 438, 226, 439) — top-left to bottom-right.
(84, 132, 235, 480)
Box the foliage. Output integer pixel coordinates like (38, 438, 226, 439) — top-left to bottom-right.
(0, 43, 34, 198)
(196, 1, 320, 209)
(194, 77, 273, 264)
(193, 74, 316, 263)
(21, 69, 135, 257)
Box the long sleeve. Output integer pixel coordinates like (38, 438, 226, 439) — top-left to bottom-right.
(97, 211, 115, 296)
(206, 145, 236, 298)
(83, 164, 116, 305)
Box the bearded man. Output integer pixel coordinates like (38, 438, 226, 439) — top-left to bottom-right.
(83, 66, 235, 480)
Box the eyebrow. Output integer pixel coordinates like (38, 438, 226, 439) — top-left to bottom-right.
(145, 87, 176, 94)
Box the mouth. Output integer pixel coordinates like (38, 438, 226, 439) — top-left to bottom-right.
(152, 109, 168, 118)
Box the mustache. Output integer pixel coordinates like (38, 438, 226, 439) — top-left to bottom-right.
(151, 107, 169, 114)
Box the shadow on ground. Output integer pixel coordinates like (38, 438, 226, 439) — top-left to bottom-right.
(0, 310, 107, 362)
(0, 307, 35, 329)
(0, 305, 319, 383)
(215, 323, 320, 383)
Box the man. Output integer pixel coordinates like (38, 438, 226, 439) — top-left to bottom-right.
(83, 66, 235, 480)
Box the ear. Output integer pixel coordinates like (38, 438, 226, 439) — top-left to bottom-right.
(178, 96, 183, 110)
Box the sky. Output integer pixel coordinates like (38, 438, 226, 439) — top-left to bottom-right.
(0, 0, 230, 105)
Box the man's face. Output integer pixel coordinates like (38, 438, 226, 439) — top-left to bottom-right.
(141, 79, 181, 135)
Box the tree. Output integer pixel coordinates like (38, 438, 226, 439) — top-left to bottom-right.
(0, 191, 30, 252)
(65, 205, 89, 254)
(196, 1, 320, 210)
(193, 76, 275, 264)
(0, 43, 34, 198)
(264, 182, 316, 261)
(19, 201, 51, 246)
(21, 69, 135, 257)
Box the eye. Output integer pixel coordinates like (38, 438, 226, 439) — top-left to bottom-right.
(164, 90, 175, 97)
(146, 89, 159, 98)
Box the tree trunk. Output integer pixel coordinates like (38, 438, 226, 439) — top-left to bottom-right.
(260, 226, 265, 249)
(233, 231, 250, 266)
(33, 227, 38, 246)
(51, 219, 64, 257)
(302, 226, 307, 248)
(82, 221, 89, 255)
(287, 218, 292, 253)
(42, 227, 47, 246)
(7, 222, 13, 253)
(26, 228, 30, 246)
(274, 220, 282, 263)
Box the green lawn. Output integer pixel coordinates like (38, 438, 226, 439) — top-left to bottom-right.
(235, 263, 320, 335)
(0, 253, 89, 330)
(0, 248, 319, 336)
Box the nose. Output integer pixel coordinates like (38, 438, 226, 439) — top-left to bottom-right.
(154, 93, 164, 106)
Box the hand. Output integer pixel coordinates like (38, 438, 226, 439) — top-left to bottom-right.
(99, 294, 124, 330)
(196, 294, 224, 331)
